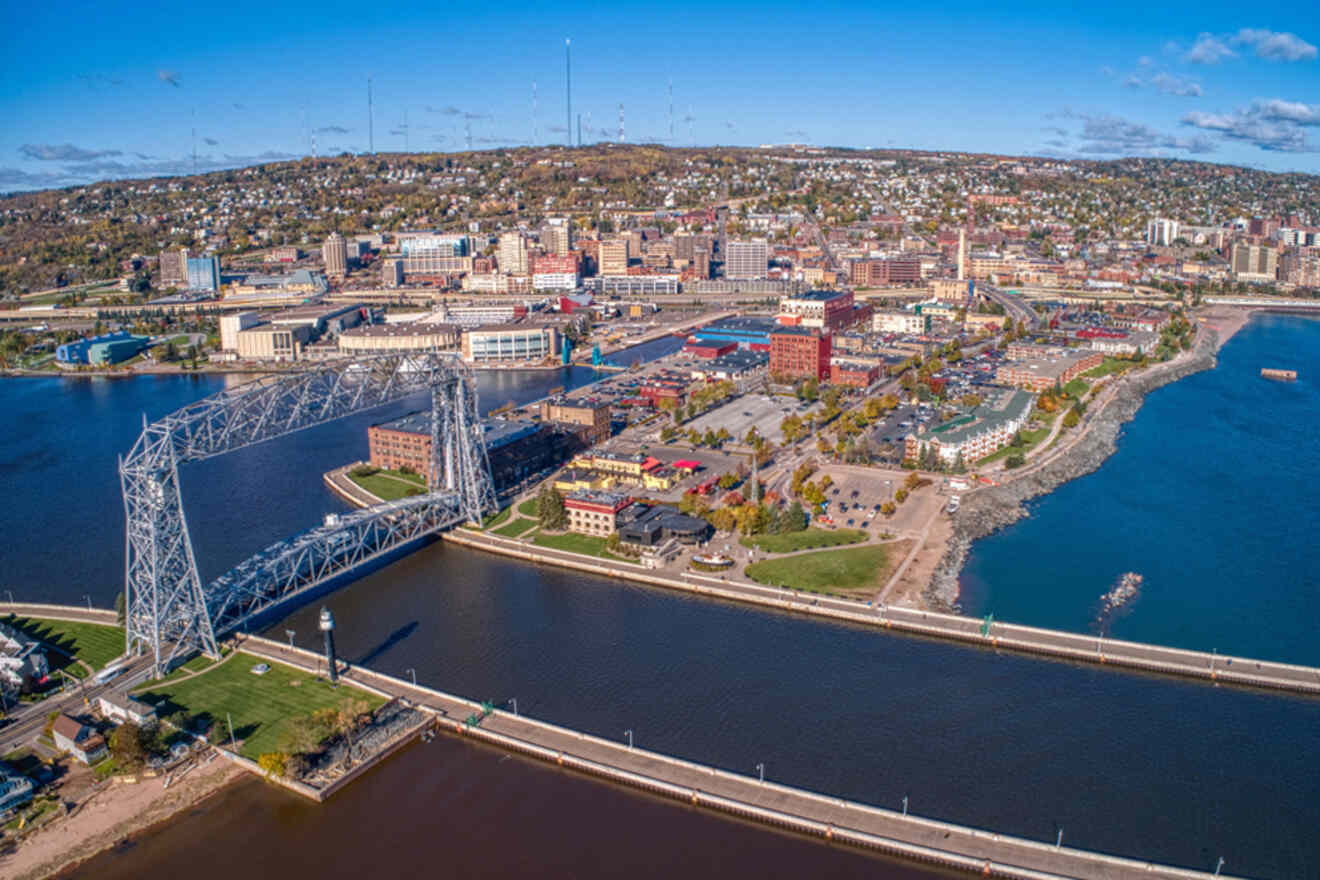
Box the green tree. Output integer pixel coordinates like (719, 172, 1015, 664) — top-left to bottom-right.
(537, 484, 568, 530)
(785, 501, 807, 532)
(109, 721, 148, 768)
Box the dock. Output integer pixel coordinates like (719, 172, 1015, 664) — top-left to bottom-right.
(1260, 368, 1297, 381)
(239, 634, 1243, 879)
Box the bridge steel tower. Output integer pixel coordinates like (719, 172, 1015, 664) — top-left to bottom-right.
(119, 353, 495, 676)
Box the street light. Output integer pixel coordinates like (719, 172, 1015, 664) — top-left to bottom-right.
(83, 594, 92, 611)
(406, 668, 417, 686)
(1214, 857, 1224, 877)
(5, 590, 13, 605)
(1056, 828, 1063, 849)
(285, 629, 296, 649)
(508, 697, 518, 716)
(755, 762, 765, 784)
(901, 795, 909, 816)
(624, 729, 633, 749)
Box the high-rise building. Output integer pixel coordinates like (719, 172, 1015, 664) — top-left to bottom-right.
(497, 232, 528, 275)
(599, 239, 628, 276)
(1146, 219, 1181, 247)
(1230, 243, 1279, 282)
(323, 232, 348, 278)
(541, 218, 573, 255)
(957, 229, 967, 281)
(724, 239, 769, 280)
(185, 256, 220, 292)
(1280, 247, 1320, 286)
(159, 248, 188, 287)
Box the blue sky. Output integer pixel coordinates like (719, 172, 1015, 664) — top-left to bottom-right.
(3, 0, 1318, 191)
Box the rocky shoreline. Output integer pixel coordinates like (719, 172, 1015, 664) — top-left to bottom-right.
(924, 329, 1220, 610)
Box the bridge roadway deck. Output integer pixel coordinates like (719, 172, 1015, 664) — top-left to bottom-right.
(443, 529, 1320, 697)
(239, 634, 1237, 879)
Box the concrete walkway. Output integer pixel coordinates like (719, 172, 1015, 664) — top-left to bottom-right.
(240, 634, 1243, 880)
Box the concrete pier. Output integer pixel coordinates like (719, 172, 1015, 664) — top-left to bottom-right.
(240, 634, 1243, 880)
(442, 529, 1320, 697)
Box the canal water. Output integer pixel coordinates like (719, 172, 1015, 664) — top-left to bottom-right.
(959, 313, 1320, 666)
(3, 320, 1318, 879)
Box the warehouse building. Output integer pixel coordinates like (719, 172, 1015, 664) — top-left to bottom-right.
(56, 331, 150, 366)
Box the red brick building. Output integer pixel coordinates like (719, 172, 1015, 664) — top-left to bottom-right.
(830, 361, 880, 387)
(770, 327, 832, 381)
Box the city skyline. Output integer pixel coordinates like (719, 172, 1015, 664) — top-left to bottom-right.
(3, 0, 1319, 192)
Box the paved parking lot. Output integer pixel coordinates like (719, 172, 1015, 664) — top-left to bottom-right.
(680, 394, 820, 446)
(812, 466, 948, 533)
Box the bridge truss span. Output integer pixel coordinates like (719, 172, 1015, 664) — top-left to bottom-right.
(119, 352, 496, 674)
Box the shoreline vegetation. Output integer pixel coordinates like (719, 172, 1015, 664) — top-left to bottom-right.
(926, 315, 1228, 610)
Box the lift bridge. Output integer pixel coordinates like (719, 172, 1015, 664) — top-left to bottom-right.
(119, 352, 496, 675)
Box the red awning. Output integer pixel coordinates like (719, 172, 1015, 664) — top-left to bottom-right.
(673, 459, 701, 470)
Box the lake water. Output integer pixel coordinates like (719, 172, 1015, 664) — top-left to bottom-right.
(960, 313, 1320, 666)
(2, 327, 1318, 879)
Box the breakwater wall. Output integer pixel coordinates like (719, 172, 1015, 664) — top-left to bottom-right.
(927, 330, 1220, 610)
(443, 529, 1320, 696)
(238, 634, 1242, 879)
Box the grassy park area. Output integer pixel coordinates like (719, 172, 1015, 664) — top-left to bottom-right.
(740, 528, 868, 554)
(516, 498, 540, 517)
(347, 467, 426, 502)
(532, 532, 630, 562)
(492, 517, 538, 538)
(0, 614, 124, 675)
(1082, 357, 1139, 379)
(134, 652, 384, 760)
(744, 542, 908, 595)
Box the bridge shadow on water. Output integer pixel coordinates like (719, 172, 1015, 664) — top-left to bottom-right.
(354, 621, 419, 667)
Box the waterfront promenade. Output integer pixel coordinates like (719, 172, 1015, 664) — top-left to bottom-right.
(442, 529, 1320, 696)
(239, 633, 1240, 880)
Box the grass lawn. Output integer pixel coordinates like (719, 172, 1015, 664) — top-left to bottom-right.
(1082, 357, 1138, 379)
(744, 543, 907, 594)
(532, 532, 631, 562)
(977, 422, 1052, 466)
(348, 469, 427, 502)
(0, 614, 124, 673)
(516, 498, 540, 517)
(1062, 378, 1090, 398)
(133, 652, 384, 760)
(740, 528, 868, 554)
(482, 507, 512, 529)
(493, 517, 538, 538)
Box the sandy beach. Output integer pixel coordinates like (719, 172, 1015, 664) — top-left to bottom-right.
(2, 759, 247, 880)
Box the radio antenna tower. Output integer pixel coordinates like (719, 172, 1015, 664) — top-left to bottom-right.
(618, 103, 625, 143)
(367, 77, 375, 154)
(667, 79, 674, 142)
(565, 38, 572, 147)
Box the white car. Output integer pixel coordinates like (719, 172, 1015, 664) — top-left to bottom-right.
(250, 663, 271, 676)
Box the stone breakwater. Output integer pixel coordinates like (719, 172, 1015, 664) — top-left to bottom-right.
(925, 330, 1220, 610)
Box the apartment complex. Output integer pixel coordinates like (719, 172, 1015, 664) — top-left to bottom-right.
(996, 350, 1103, 391)
(905, 389, 1034, 466)
(872, 309, 930, 335)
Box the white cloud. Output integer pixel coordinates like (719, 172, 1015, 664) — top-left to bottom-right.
(1150, 73, 1203, 97)
(1182, 98, 1320, 152)
(1231, 29, 1318, 61)
(1186, 33, 1235, 64)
